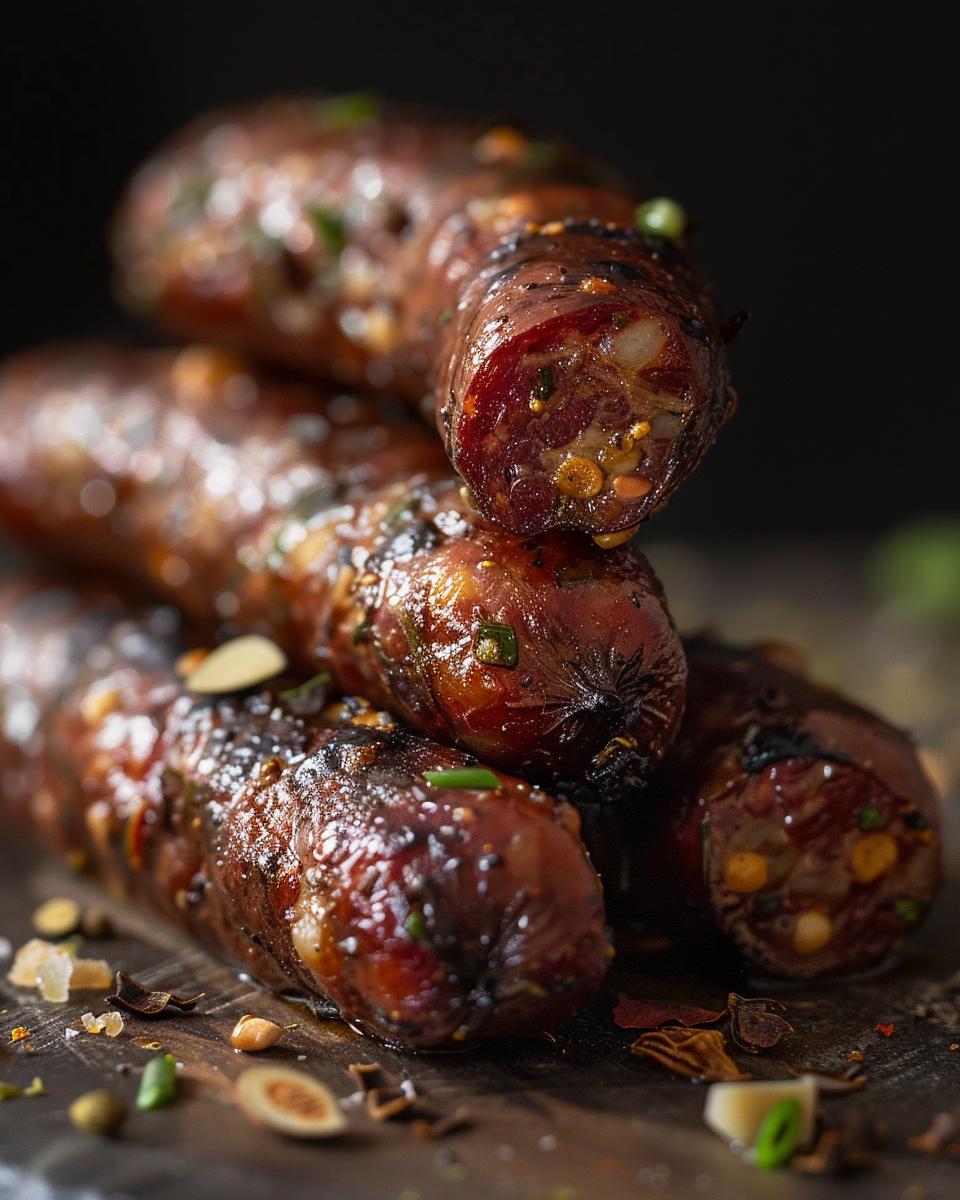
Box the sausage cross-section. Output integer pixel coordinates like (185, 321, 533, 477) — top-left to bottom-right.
(0, 344, 686, 795)
(621, 637, 942, 978)
(112, 95, 735, 538)
(0, 581, 610, 1047)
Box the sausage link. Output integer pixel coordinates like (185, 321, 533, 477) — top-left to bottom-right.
(112, 95, 734, 538)
(619, 637, 942, 978)
(0, 344, 686, 794)
(0, 581, 610, 1047)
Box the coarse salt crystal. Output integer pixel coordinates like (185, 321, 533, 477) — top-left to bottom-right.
(36, 948, 74, 1003)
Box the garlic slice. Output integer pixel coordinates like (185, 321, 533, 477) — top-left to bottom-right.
(703, 1075, 818, 1149)
(184, 635, 287, 695)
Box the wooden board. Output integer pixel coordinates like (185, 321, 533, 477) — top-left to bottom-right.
(2, 545, 959, 1199)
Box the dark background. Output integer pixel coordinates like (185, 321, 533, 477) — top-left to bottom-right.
(0, 2, 952, 538)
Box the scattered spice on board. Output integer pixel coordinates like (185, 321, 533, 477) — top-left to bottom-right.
(9, 1026, 31, 1042)
(914, 969, 960, 1027)
(792, 1111, 884, 1175)
(347, 1061, 383, 1094)
(908, 1112, 960, 1158)
(367, 1079, 418, 1121)
(846, 1051, 865, 1063)
(107, 970, 204, 1016)
(874, 1023, 895, 1038)
(613, 994, 727, 1031)
(631, 1028, 750, 1082)
(784, 1065, 867, 1094)
(413, 1107, 473, 1139)
(727, 993, 795, 1053)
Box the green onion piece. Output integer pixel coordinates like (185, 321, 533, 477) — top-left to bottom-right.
(309, 208, 346, 256)
(474, 621, 519, 669)
(279, 672, 331, 701)
(136, 1053, 177, 1111)
(635, 197, 687, 243)
(536, 366, 556, 401)
(404, 911, 426, 941)
(895, 898, 921, 924)
(313, 92, 380, 131)
(753, 1097, 801, 1170)
(857, 805, 885, 831)
(424, 767, 502, 791)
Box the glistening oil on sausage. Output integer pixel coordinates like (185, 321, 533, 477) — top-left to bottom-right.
(111, 95, 735, 537)
(0, 344, 686, 797)
(0, 581, 610, 1048)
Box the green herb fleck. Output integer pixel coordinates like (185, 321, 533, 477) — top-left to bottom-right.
(313, 92, 381, 132)
(404, 911, 427, 942)
(635, 197, 687, 243)
(857, 805, 885, 831)
(437, 307, 453, 325)
(754, 1097, 801, 1170)
(895, 898, 921, 924)
(309, 207, 346, 256)
(870, 517, 960, 621)
(535, 366, 556, 401)
(424, 767, 502, 791)
(136, 1053, 177, 1111)
(351, 621, 371, 645)
(474, 621, 519, 669)
(279, 672, 331, 702)
(611, 311, 630, 329)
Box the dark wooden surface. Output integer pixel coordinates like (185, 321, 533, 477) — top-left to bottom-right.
(2, 545, 958, 1200)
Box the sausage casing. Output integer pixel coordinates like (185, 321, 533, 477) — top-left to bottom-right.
(112, 96, 734, 538)
(0, 581, 610, 1047)
(0, 344, 686, 795)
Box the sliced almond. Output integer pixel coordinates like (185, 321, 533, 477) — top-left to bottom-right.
(32, 897, 81, 939)
(703, 1075, 818, 1149)
(235, 1066, 346, 1139)
(230, 1015, 284, 1052)
(184, 636, 288, 696)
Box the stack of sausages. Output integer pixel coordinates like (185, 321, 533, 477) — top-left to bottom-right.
(0, 95, 941, 1049)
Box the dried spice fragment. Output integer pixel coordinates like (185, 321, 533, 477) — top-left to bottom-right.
(874, 1023, 894, 1038)
(728, 993, 795, 1054)
(784, 1065, 867, 1094)
(908, 1112, 960, 1158)
(347, 1061, 383, 1094)
(631, 1027, 750, 1082)
(367, 1079, 418, 1120)
(792, 1112, 883, 1175)
(613, 994, 727, 1031)
(413, 1107, 473, 1138)
(106, 970, 205, 1016)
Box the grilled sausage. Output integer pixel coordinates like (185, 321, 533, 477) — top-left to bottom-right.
(0, 580, 610, 1047)
(112, 95, 735, 539)
(620, 637, 942, 978)
(0, 344, 686, 795)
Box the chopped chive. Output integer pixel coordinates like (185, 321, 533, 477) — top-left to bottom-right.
(308, 207, 346, 256)
(535, 366, 556, 401)
(474, 621, 519, 669)
(857, 805, 885, 831)
(313, 92, 381, 131)
(279, 672, 331, 701)
(136, 1053, 177, 1111)
(753, 1097, 801, 1170)
(424, 768, 502, 790)
(894, 898, 921, 924)
(404, 911, 426, 942)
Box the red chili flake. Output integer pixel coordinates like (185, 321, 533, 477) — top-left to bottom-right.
(874, 1023, 895, 1038)
(613, 994, 727, 1031)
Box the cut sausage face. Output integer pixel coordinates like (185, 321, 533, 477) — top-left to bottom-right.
(703, 758, 941, 979)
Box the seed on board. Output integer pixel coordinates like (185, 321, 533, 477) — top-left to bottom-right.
(32, 897, 81, 939)
(555, 456, 604, 499)
(68, 1089, 127, 1136)
(230, 1015, 285, 1052)
(184, 635, 288, 695)
(235, 1066, 347, 1139)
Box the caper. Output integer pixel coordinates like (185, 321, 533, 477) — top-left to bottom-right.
(68, 1089, 127, 1136)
